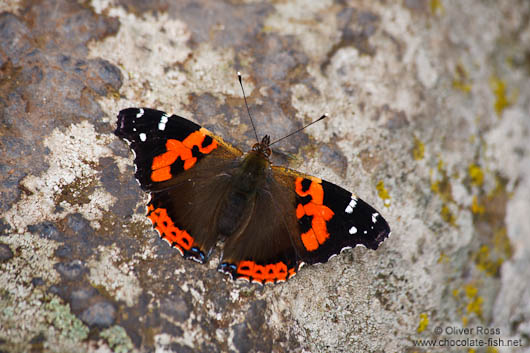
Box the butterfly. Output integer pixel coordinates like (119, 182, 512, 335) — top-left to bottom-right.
(115, 76, 390, 285)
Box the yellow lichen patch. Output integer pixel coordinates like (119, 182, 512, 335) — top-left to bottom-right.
(412, 136, 425, 160)
(464, 284, 478, 298)
(464, 284, 484, 319)
(437, 252, 450, 263)
(417, 313, 429, 333)
(437, 157, 444, 172)
(462, 315, 469, 327)
(452, 64, 472, 93)
(471, 195, 485, 214)
(376, 180, 391, 207)
(489, 76, 514, 117)
(441, 204, 456, 226)
(468, 348, 476, 353)
(452, 288, 460, 297)
(430, 173, 453, 203)
(430, 179, 440, 194)
(468, 164, 484, 187)
(430, 0, 444, 15)
(486, 347, 499, 353)
(474, 245, 504, 277)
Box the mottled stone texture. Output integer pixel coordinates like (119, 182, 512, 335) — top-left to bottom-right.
(1, 0, 529, 352)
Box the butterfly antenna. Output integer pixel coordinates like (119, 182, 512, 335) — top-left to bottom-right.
(238, 72, 260, 143)
(269, 113, 329, 146)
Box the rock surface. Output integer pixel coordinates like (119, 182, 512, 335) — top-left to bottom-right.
(1, 0, 529, 352)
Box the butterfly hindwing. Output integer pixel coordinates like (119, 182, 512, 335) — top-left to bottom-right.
(146, 162, 235, 262)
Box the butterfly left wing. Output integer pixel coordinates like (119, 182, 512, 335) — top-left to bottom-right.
(115, 108, 243, 262)
(273, 167, 391, 265)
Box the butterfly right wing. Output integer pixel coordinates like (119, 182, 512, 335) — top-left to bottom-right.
(218, 165, 390, 284)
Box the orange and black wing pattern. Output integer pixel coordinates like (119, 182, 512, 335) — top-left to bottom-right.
(116, 107, 390, 284)
(274, 167, 390, 265)
(115, 108, 241, 262)
(217, 166, 390, 284)
(116, 108, 241, 192)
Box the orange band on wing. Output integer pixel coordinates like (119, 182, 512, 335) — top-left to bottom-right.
(236, 260, 289, 283)
(151, 166, 173, 182)
(295, 177, 324, 204)
(301, 229, 319, 251)
(295, 177, 335, 252)
(147, 206, 194, 251)
(150, 130, 218, 182)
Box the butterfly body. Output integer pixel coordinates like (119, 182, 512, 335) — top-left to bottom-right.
(216, 149, 270, 239)
(116, 107, 390, 284)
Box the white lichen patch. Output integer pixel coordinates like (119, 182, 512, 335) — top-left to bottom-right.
(0, 233, 61, 343)
(153, 324, 201, 352)
(88, 8, 190, 112)
(70, 187, 117, 230)
(264, 0, 337, 60)
(3, 121, 116, 233)
(87, 245, 142, 307)
(134, 240, 158, 262)
(187, 42, 241, 99)
(89, 6, 241, 124)
(0, 0, 22, 15)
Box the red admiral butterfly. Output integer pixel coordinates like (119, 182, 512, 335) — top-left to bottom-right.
(115, 75, 390, 284)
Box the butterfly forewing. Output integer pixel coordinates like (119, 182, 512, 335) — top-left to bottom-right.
(115, 108, 241, 191)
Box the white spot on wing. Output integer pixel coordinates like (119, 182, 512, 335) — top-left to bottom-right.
(136, 108, 144, 118)
(372, 212, 379, 223)
(158, 114, 169, 131)
(345, 196, 358, 214)
(349, 226, 357, 234)
(139, 133, 147, 142)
